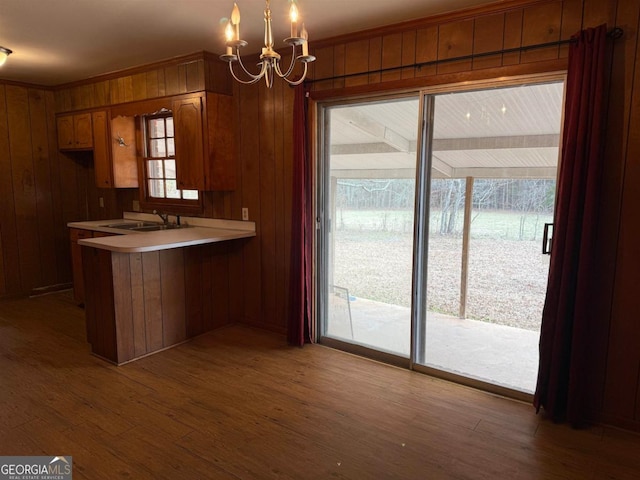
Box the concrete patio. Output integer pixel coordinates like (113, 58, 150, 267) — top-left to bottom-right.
(327, 296, 539, 393)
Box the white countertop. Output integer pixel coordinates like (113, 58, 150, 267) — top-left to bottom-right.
(69, 214, 256, 253)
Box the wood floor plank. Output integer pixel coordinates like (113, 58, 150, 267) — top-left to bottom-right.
(1, 292, 640, 479)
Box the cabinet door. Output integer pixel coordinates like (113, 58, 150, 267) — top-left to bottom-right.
(206, 93, 236, 190)
(173, 96, 205, 191)
(57, 115, 74, 149)
(111, 116, 139, 188)
(92, 111, 113, 187)
(74, 113, 93, 148)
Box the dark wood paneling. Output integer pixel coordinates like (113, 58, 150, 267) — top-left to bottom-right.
(521, 1, 563, 63)
(381, 33, 403, 83)
(6, 85, 40, 293)
(401, 30, 417, 80)
(129, 252, 148, 358)
(437, 20, 474, 74)
(275, 77, 290, 329)
(185, 246, 205, 336)
(473, 13, 506, 70)
(415, 27, 438, 77)
(132, 73, 148, 101)
(142, 251, 164, 352)
(259, 82, 278, 330)
(238, 83, 262, 327)
(210, 243, 231, 329)
(0, 85, 20, 295)
(311, 45, 335, 90)
(368, 37, 383, 84)
(112, 251, 135, 362)
(603, 0, 640, 425)
(345, 40, 370, 88)
(160, 249, 186, 346)
(503, 9, 524, 65)
(333, 44, 346, 90)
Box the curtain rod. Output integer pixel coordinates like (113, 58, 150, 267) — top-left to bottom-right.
(306, 27, 623, 84)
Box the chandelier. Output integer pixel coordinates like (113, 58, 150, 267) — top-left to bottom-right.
(220, 0, 316, 88)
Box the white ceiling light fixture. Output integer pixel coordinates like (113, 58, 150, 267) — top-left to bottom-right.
(220, 0, 316, 88)
(0, 46, 12, 66)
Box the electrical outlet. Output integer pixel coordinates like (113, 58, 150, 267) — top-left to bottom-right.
(99, 197, 104, 208)
(132, 200, 140, 212)
(242, 208, 249, 221)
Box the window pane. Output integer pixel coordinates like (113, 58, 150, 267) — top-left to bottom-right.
(149, 118, 165, 138)
(164, 160, 176, 179)
(166, 117, 174, 137)
(150, 139, 166, 158)
(167, 138, 175, 157)
(147, 160, 164, 178)
(165, 180, 180, 199)
(183, 190, 199, 200)
(148, 179, 165, 198)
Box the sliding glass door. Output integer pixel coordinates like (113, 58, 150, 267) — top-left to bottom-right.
(319, 96, 419, 358)
(318, 78, 565, 395)
(416, 82, 563, 393)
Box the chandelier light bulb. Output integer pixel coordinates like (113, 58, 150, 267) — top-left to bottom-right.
(231, 3, 241, 41)
(301, 24, 309, 56)
(290, 3, 299, 37)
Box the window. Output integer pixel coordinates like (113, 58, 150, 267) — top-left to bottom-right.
(140, 112, 200, 211)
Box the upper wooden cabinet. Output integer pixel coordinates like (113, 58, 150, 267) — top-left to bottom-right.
(173, 93, 235, 191)
(57, 112, 93, 150)
(92, 111, 113, 187)
(92, 111, 138, 189)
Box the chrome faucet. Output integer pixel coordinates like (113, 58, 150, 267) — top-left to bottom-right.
(153, 210, 169, 225)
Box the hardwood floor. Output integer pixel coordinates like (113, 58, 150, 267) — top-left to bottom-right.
(1, 292, 639, 479)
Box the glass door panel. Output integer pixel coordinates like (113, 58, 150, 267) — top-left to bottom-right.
(322, 96, 419, 357)
(420, 82, 564, 393)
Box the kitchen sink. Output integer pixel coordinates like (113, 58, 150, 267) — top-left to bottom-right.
(103, 221, 159, 229)
(129, 224, 188, 232)
(102, 222, 189, 232)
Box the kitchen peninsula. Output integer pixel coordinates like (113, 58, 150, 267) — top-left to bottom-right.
(70, 214, 256, 364)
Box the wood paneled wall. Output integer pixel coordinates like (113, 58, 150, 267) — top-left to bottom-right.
(0, 84, 81, 296)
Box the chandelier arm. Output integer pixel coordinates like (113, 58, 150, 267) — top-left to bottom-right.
(281, 62, 308, 86)
(228, 61, 265, 85)
(273, 46, 300, 80)
(235, 51, 268, 81)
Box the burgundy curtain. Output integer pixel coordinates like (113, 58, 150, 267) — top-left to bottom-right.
(534, 25, 609, 424)
(288, 83, 313, 346)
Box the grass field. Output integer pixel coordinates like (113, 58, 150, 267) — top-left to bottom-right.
(331, 209, 552, 331)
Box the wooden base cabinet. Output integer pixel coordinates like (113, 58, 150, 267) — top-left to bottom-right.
(81, 243, 233, 364)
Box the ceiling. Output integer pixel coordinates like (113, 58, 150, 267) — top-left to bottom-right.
(0, 0, 500, 86)
(329, 82, 565, 179)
